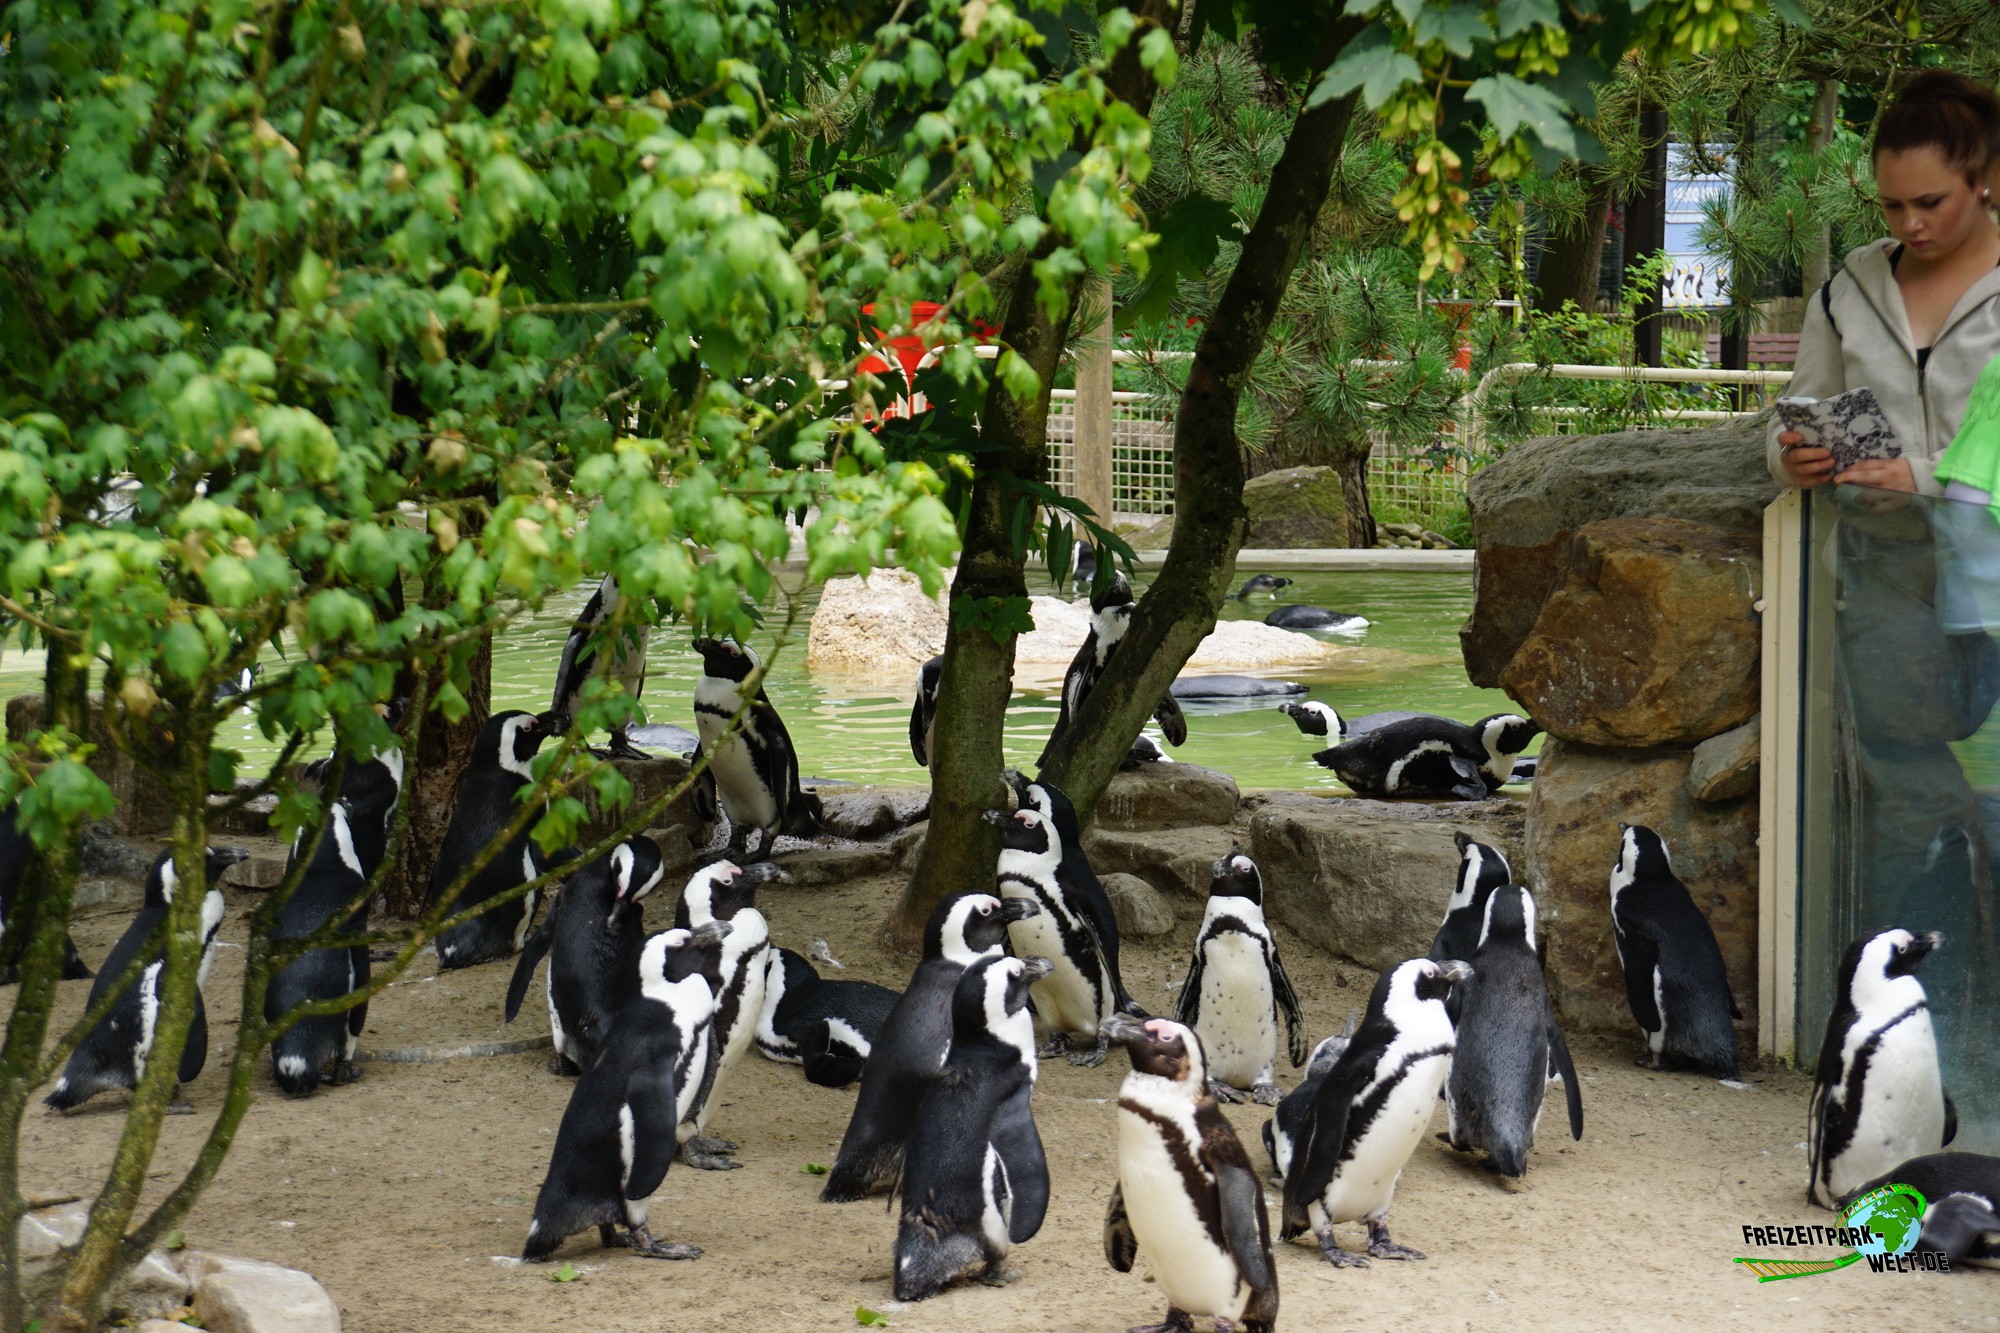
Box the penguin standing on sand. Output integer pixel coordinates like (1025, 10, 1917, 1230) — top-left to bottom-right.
(822, 892, 1040, 1202)
(1278, 957, 1470, 1266)
(0, 803, 92, 984)
(1808, 928, 1957, 1208)
(1442, 885, 1583, 1176)
(755, 947, 901, 1088)
(893, 954, 1054, 1301)
(547, 574, 651, 760)
(1174, 854, 1307, 1105)
(1264, 1019, 1354, 1181)
(431, 711, 549, 970)
(1427, 833, 1513, 966)
(521, 921, 729, 1263)
(908, 656, 942, 768)
(505, 837, 666, 1075)
(1102, 1013, 1278, 1333)
(1846, 1153, 2000, 1269)
(1314, 712, 1537, 801)
(46, 846, 246, 1112)
(1038, 574, 1187, 768)
(670, 858, 783, 1170)
(267, 747, 404, 1097)
(1006, 771, 1135, 1011)
(1608, 823, 1741, 1079)
(690, 638, 821, 857)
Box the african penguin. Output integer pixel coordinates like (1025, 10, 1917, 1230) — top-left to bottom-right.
(1426, 833, 1512, 966)
(1230, 574, 1294, 601)
(521, 920, 729, 1263)
(1102, 1013, 1278, 1333)
(1071, 540, 1099, 595)
(1313, 712, 1537, 801)
(430, 711, 550, 970)
(1121, 732, 1173, 770)
(1442, 885, 1583, 1177)
(670, 858, 785, 1169)
(821, 892, 1040, 1202)
(266, 746, 405, 1097)
(1006, 771, 1137, 1015)
(1265, 605, 1369, 633)
(1845, 1153, 2000, 1269)
(505, 836, 666, 1076)
(1174, 854, 1306, 1105)
(1278, 957, 1471, 1266)
(0, 801, 92, 985)
(547, 573, 651, 760)
(1277, 700, 1343, 739)
(1037, 573, 1187, 768)
(1807, 928, 1956, 1208)
(892, 953, 1053, 1301)
(689, 638, 821, 858)
(1608, 824, 1741, 1079)
(755, 947, 901, 1088)
(909, 655, 943, 768)
(46, 846, 246, 1112)
(1264, 1018, 1355, 1182)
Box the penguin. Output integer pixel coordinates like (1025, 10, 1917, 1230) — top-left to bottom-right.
(1265, 606, 1369, 633)
(1037, 573, 1187, 768)
(1441, 885, 1583, 1177)
(1174, 853, 1306, 1105)
(1101, 1013, 1278, 1333)
(0, 802, 92, 985)
(821, 892, 1040, 1202)
(908, 655, 942, 768)
(1229, 574, 1294, 601)
(1314, 712, 1538, 801)
(892, 953, 1054, 1301)
(1263, 1019, 1354, 1181)
(1608, 823, 1741, 1079)
(1278, 956, 1471, 1266)
(430, 711, 550, 970)
(1845, 1153, 2000, 1269)
(1121, 732, 1173, 770)
(1807, 928, 1957, 1208)
(1070, 540, 1098, 595)
(521, 920, 729, 1263)
(1277, 700, 1343, 739)
(546, 573, 651, 760)
(1426, 833, 1512, 966)
(266, 746, 405, 1097)
(45, 846, 246, 1112)
(689, 637, 821, 858)
(505, 836, 666, 1076)
(669, 857, 784, 1170)
(754, 947, 901, 1088)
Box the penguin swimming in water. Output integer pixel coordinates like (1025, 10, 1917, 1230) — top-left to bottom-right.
(755, 947, 901, 1087)
(908, 655, 942, 768)
(1808, 928, 1956, 1208)
(1174, 853, 1307, 1105)
(1426, 833, 1512, 966)
(1265, 605, 1369, 633)
(1442, 885, 1583, 1177)
(690, 638, 822, 858)
(821, 892, 1040, 1202)
(1263, 1019, 1354, 1181)
(1845, 1153, 2000, 1269)
(521, 920, 730, 1263)
(0, 802, 92, 984)
(1279, 956, 1471, 1266)
(1608, 824, 1741, 1080)
(266, 746, 404, 1097)
(1314, 712, 1537, 801)
(892, 953, 1054, 1301)
(1038, 573, 1187, 768)
(670, 858, 783, 1170)
(547, 574, 651, 760)
(505, 836, 666, 1075)
(1229, 574, 1293, 601)
(46, 846, 247, 1112)
(431, 711, 550, 970)
(1102, 1013, 1278, 1333)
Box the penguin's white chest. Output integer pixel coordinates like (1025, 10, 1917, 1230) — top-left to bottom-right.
(1001, 874, 1104, 1037)
(1117, 1106, 1248, 1321)
(1838, 1009, 1946, 1188)
(1317, 1049, 1453, 1225)
(1197, 934, 1276, 1088)
(695, 686, 780, 831)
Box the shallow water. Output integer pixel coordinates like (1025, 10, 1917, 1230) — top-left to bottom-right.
(0, 568, 1517, 790)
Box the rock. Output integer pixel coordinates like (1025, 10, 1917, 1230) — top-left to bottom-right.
(209, 787, 281, 837)
(891, 820, 928, 870)
(139, 1322, 193, 1333)
(1094, 763, 1239, 831)
(1013, 598, 1358, 676)
(1248, 796, 1526, 972)
(816, 788, 930, 841)
(1524, 738, 1757, 1039)
(122, 1250, 194, 1319)
(1461, 415, 1781, 686)
(1083, 826, 1241, 899)
(1101, 872, 1177, 938)
(16, 1203, 190, 1319)
(1499, 519, 1761, 747)
(1133, 466, 1349, 548)
(7, 694, 175, 836)
(804, 568, 947, 673)
(223, 847, 290, 890)
(182, 1251, 341, 1333)
(639, 825, 696, 876)
(1688, 715, 1761, 802)
(579, 756, 708, 849)
(770, 841, 898, 888)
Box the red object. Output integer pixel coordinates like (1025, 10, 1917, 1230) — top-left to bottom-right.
(857, 301, 948, 419)
(1430, 297, 1478, 372)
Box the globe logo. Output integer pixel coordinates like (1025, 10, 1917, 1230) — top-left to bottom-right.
(1844, 1184, 1927, 1259)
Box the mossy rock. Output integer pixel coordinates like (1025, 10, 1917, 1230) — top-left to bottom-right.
(1129, 465, 1349, 548)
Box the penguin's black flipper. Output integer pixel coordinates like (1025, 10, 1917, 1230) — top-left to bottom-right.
(907, 693, 929, 767)
(755, 690, 821, 839)
(1944, 1092, 1959, 1146)
(1269, 944, 1309, 1069)
(991, 1080, 1049, 1243)
(1206, 1116, 1276, 1312)
(1173, 946, 1206, 1029)
(1102, 1182, 1137, 1272)
(1548, 1020, 1584, 1141)
(61, 935, 93, 980)
(1281, 1058, 1365, 1239)
(624, 1065, 681, 1204)
(690, 746, 717, 826)
(178, 989, 210, 1085)
(1153, 692, 1187, 748)
(505, 908, 557, 1024)
(1449, 756, 1487, 801)
(1613, 922, 1663, 1038)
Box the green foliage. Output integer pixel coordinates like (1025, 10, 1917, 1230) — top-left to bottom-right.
(855, 1309, 890, 1328)
(549, 1262, 582, 1283)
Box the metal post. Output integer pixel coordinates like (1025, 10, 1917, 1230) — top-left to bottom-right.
(1073, 274, 1115, 524)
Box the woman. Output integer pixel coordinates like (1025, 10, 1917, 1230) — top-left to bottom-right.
(1772, 71, 2000, 494)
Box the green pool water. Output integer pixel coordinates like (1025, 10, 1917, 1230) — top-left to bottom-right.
(0, 568, 1517, 790)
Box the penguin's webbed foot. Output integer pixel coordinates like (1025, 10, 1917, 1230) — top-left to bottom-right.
(1633, 1052, 1666, 1071)
(1127, 1306, 1196, 1333)
(1316, 1227, 1368, 1268)
(1250, 1082, 1282, 1106)
(1065, 1035, 1109, 1068)
(687, 1134, 737, 1155)
(978, 1262, 1022, 1287)
(605, 731, 651, 762)
(166, 1098, 196, 1116)
(324, 1060, 362, 1087)
(627, 1224, 702, 1261)
(548, 1054, 582, 1077)
(1038, 1032, 1072, 1060)
(1208, 1080, 1248, 1104)
(600, 1223, 629, 1248)
(680, 1142, 743, 1171)
(1365, 1218, 1425, 1261)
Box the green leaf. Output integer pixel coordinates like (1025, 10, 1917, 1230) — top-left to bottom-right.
(162, 622, 210, 684)
(800, 1162, 829, 1175)
(1121, 194, 1235, 330)
(1414, 3, 1490, 58)
(1312, 28, 1416, 110)
(164, 1229, 186, 1251)
(995, 350, 1040, 402)
(855, 1309, 890, 1328)
(1493, 0, 1559, 38)
(550, 1262, 581, 1283)
(1465, 74, 1577, 155)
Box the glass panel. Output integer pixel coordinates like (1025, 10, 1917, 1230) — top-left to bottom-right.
(1795, 483, 2000, 1152)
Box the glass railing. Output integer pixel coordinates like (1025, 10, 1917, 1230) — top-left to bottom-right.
(1794, 483, 2000, 1152)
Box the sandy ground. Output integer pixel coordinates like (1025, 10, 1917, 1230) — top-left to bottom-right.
(16, 868, 1998, 1333)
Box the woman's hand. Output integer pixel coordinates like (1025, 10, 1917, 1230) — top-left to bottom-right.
(1778, 430, 1837, 487)
(1833, 456, 1917, 492)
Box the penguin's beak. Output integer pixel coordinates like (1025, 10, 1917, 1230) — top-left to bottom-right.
(998, 898, 1041, 924)
(1001, 768, 1032, 804)
(1100, 1011, 1150, 1046)
(741, 862, 791, 889)
(980, 808, 1011, 829)
(1893, 931, 1945, 974)
(1436, 960, 1474, 985)
(1020, 955, 1055, 982)
(204, 845, 250, 878)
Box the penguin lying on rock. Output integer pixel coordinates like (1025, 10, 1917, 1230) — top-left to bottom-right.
(1175, 854, 1306, 1104)
(755, 947, 900, 1087)
(1808, 928, 1956, 1208)
(690, 638, 822, 857)
(547, 573, 651, 760)
(1039, 574, 1186, 768)
(0, 802, 92, 985)
(1313, 712, 1537, 801)
(431, 711, 550, 970)
(1608, 824, 1741, 1080)
(1845, 1153, 2000, 1269)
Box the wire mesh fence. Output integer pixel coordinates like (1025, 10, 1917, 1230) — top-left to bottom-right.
(1046, 390, 1177, 517)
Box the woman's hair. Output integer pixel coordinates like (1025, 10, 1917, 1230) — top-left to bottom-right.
(1876, 70, 2000, 180)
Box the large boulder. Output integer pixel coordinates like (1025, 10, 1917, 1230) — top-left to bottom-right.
(1461, 416, 1780, 686)
(1083, 825, 1242, 899)
(805, 568, 947, 673)
(182, 1251, 343, 1333)
(1129, 465, 1350, 549)
(580, 755, 708, 850)
(1094, 762, 1240, 831)
(1101, 872, 1178, 938)
(1247, 795, 1526, 972)
(17, 1203, 191, 1320)
(1524, 738, 1757, 1041)
(1499, 519, 1761, 747)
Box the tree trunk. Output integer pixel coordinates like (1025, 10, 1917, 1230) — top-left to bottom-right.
(1535, 172, 1612, 313)
(1333, 446, 1376, 548)
(1629, 101, 1669, 367)
(1802, 79, 1840, 295)
(1037, 18, 1365, 822)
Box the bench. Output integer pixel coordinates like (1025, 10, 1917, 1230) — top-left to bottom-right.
(1703, 331, 1802, 367)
